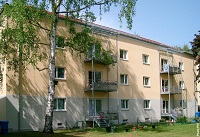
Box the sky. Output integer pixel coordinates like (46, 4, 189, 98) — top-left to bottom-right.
(93, 0, 200, 48)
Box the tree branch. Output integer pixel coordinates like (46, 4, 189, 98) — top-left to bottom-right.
(57, 1, 107, 14)
(35, 66, 49, 71)
(56, 0, 62, 11)
(38, 42, 50, 46)
(28, 20, 50, 32)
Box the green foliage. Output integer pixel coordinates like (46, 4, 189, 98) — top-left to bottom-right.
(0, 0, 137, 133)
(0, 0, 48, 71)
(66, 28, 115, 66)
(0, 0, 137, 71)
(191, 31, 200, 57)
(174, 44, 191, 53)
(191, 31, 200, 81)
(176, 116, 188, 123)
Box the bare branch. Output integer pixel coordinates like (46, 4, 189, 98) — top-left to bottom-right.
(56, 0, 62, 11)
(38, 42, 50, 46)
(35, 66, 48, 71)
(28, 20, 50, 32)
(57, 1, 107, 14)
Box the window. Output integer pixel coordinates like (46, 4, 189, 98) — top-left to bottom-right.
(162, 79, 168, 92)
(120, 74, 128, 85)
(161, 59, 168, 71)
(54, 98, 66, 110)
(142, 54, 149, 64)
(120, 50, 128, 60)
(55, 67, 65, 79)
(89, 71, 102, 84)
(179, 81, 184, 90)
(180, 100, 185, 108)
(179, 62, 184, 71)
(121, 100, 129, 109)
(143, 76, 150, 87)
(144, 100, 151, 109)
(56, 36, 65, 48)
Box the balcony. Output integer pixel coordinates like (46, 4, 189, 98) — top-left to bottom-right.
(84, 53, 117, 65)
(84, 81, 117, 92)
(160, 64, 181, 75)
(161, 86, 183, 94)
(161, 108, 183, 117)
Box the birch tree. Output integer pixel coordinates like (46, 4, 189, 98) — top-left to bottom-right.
(0, 0, 137, 133)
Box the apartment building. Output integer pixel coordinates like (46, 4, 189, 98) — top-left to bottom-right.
(0, 18, 196, 131)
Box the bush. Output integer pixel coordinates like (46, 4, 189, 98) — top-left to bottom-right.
(176, 116, 187, 123)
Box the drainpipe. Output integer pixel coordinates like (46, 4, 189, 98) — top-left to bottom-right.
(18, 44, 22, 131)
(116, 34, 119, 125)
(92, 30, 95, 128)
(167, 50, 171, 119)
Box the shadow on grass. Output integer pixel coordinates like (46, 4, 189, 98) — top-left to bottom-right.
(5, 131, 86, 137)
(5, 124, 174, 137)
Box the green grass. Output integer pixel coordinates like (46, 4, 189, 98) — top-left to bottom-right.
(4, 123, 198, 137)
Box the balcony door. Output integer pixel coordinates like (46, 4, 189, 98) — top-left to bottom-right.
(161, 59, 168, 71)
(89, 99, 102, 116)
(162, 79, 168, 93)
(162, 100, 169, 114)
(89, 71, 102, 84)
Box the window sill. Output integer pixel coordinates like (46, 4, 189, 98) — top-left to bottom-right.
(53, 110, 67, 112)
(144, 108, 151, 110)
(120, 59, 129, 61)
(143, 85, 151, 88)
(120, 84, 129, 86)
(56, 46, 66, 50)
(143, 62, 150, 65)
(121, 109, 130, 111)
(55, 78, 66, 81)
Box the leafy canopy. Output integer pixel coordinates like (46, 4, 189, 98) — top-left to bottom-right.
(0, 0, 137, 70)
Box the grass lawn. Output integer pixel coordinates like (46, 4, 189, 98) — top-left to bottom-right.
(4, 123, 197, 137)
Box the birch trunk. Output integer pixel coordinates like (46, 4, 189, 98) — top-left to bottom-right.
(43, 0, 59, 133)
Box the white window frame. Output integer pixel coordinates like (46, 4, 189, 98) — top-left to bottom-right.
(89, 99, 102, 116)
(143, 76, 150, 87)
(120, 74, 128, 85)
(53, 98, 66, 111)
(161, 59, 168, 71)
(121, 99, 129, 110)
(142, 54, 150, 64)
(179, 62, 184, 71)
(161, 79, 168, 93)
(179, 81, 185, 90)
(144, 100, 151, 109)
(56, 36, 65, 49)
(55, 67, 66, 80)
(120, 49, 128, 60)
(180, 100, 185, 108)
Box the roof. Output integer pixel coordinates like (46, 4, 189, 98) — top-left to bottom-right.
(57, 13, 182, 53)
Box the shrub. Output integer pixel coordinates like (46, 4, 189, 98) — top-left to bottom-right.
(176, 116, 188, 123)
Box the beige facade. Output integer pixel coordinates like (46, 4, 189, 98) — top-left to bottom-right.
(0, 18, 196, 131)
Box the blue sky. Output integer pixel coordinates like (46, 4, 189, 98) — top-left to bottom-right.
(94, 0, 200, 48)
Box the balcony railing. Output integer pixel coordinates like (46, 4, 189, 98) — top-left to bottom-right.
(84, 54, 117, 64)
(161, 64, 181, 75)
(161, 86, 183, 94)
(84, 81, 117, 92)
(161, 108, 183, 117)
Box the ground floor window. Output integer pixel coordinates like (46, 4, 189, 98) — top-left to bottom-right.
(144, 100, 151, 109)
(53, 98, 66, 111)
(121, 99, 129, 110)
